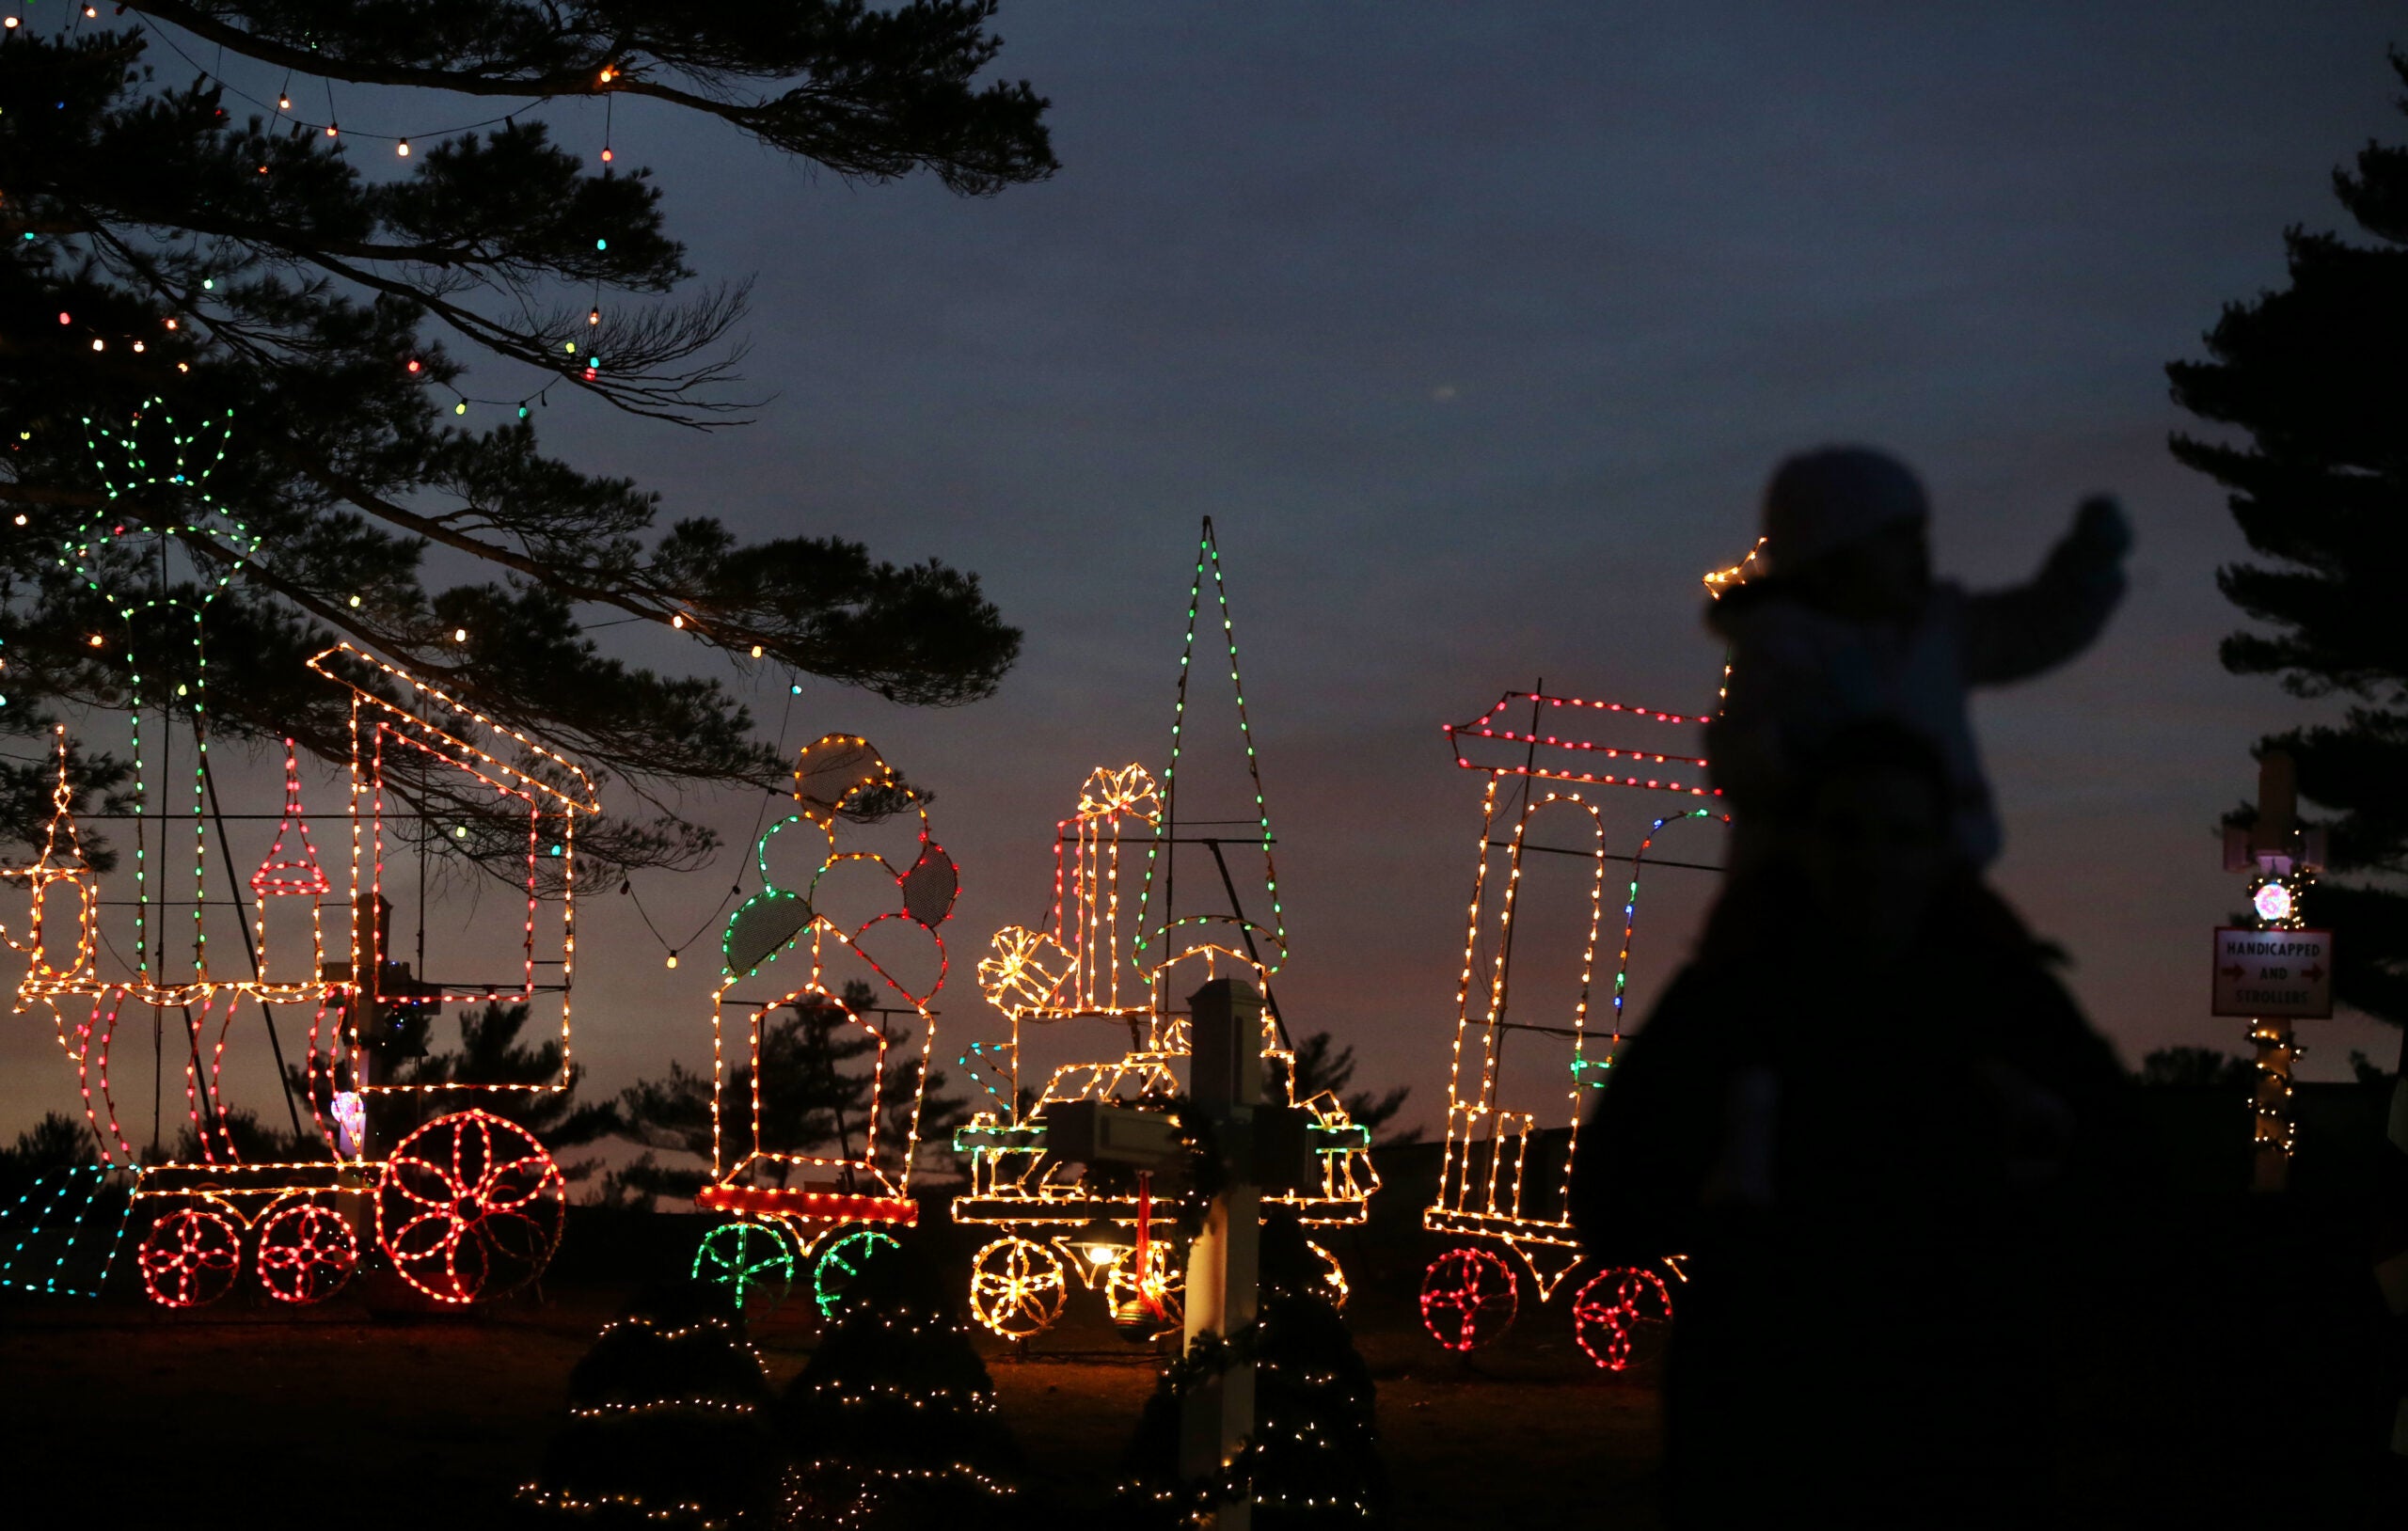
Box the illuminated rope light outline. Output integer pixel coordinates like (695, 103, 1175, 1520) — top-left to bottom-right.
(689, 1219, 797, 1314)
(1132, 515, 1287, 989)
(952, 526, 1379, 1337)
(1444, 692, 1722, 797)
(1569, 1264, 1673, 1372)
(812, 1225, 901, 1318)
(0, 1165, 134, 1298)
(701, 734, 949, 1273)
(6, 402, 606, 1308)
(1418, 545, 1754, 1357)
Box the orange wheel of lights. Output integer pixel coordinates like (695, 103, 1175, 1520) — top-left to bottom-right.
(1419, 1246, 1518, 1351)
(376, 1109, 564, 1304)
(968, 1236, 1067, 1339)
(255, 1197, 358, 1304)
(139, 1206, 242, 1308)
(1571, 1265, 1673, 1372)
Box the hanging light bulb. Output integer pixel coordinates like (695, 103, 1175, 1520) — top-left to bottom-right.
(452, 627, 467, 642)
(277, 93, 291, 111)
(600, 147, 613, 164)
(665, 952, 679, 970)
(750, 645, 764, 659)
(406, 358, 421, 372)
(453, 401, 467, 415)
(348, 594, 362, 608)
(671, 614, 685, 629)
(588, 308, 600, 325)
(396, 139, 411, 157)
(325, 123, 339, 138)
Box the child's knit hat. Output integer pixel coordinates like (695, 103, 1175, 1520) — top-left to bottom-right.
(1762, 447, 1928, 572)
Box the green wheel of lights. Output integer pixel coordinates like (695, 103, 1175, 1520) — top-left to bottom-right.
(813, 1226, 900, 1318)
(692, 1220, 795, 1316)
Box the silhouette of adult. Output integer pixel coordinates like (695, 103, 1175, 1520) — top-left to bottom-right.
(1569, 447, 2133, 1526)
(1575, 722, 2128, 1526)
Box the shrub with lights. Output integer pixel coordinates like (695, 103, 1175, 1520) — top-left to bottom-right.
(772, 1228, 1027, 1528)
(1118, 1211, 1386, 1528)
(517, 1280, 784, 1529)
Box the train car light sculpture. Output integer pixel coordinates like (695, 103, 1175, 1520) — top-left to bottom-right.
(3, 402, 600, 1308)
(950, 520, 1373, 1341)
(689, 734, 955, 1319)
(1419, 543, 1761, 1369)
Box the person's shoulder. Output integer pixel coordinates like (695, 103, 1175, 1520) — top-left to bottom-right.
(1704, 576, 1803, 636)
(1707, 579, 1862, 657)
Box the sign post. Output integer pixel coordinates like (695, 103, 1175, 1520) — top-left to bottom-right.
(1180, 978, 1261, 1531)
(2218, 751, 2329, 1193)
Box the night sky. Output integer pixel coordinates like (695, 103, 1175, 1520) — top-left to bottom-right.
(6, 4, 2404, 1140)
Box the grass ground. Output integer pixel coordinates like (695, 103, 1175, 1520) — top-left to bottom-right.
(0, 1264, 1664, 1530)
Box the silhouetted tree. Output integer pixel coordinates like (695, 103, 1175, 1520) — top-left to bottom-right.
(2133, 1046, 2256, 1089)
(171, 1104, 309, 1162)
(2168, 47, 2408, 1029)
(1284, 1030, 1419, 1145)
(0, 1109, 100, 1199)
(0, 7, 1052, 877)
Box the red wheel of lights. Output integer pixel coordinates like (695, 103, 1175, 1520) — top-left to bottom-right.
(375, 1109, 564, 1304)
(1419, 1246, 1518, 1351)
(1571, 1265, 1674, 1372)
(139, 1206, 242, 1308)
(255, 1196, 358, 1304)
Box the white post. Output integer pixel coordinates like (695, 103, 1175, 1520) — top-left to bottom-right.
(1180, 978, 1260, 1531)
(2247, 753, 2300, 1192)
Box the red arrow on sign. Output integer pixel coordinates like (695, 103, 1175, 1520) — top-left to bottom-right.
(2302, 963, 2326, 984)
(2220, 963, 2247, 982)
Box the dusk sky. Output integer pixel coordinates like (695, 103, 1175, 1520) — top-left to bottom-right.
(7, 4, 2405, 1140)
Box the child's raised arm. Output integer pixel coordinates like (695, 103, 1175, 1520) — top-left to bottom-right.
(1962, 496, 2131, 686)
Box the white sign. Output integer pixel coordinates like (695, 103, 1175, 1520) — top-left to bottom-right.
(2211, 927, 2334, 1018)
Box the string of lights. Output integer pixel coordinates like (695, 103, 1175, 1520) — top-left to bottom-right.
(11, 8, 639, 418)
